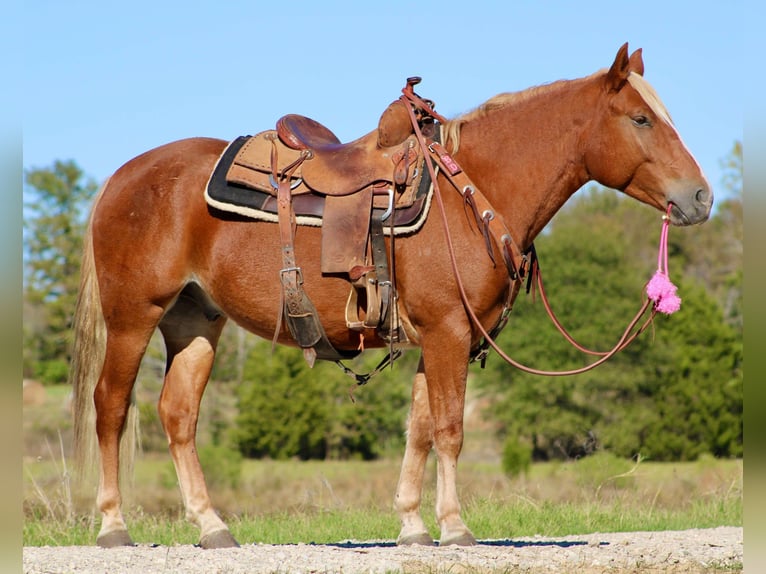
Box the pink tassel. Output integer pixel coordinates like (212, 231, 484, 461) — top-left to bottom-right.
(646, 208, 681, 315)
(647, 270, 681, 314)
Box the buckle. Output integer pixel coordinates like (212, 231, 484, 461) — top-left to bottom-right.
(279, 266, 304, 285)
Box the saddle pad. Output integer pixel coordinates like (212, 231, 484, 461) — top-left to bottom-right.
(205, 136, 434, 236)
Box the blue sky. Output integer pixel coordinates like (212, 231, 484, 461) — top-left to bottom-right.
(23, 1, 741, 198)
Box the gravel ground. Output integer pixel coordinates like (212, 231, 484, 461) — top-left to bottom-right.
(23, 526, 742, 573)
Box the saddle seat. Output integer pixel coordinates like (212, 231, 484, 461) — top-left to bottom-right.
(276, 100, 417, 195)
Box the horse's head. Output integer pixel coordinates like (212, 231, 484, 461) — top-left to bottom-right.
(583, 43, 713, 226)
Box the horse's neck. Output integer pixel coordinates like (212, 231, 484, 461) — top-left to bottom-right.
(454, 79, 597, 248)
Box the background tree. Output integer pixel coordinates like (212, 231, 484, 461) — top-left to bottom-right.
(23, 161, 98, 383)
(676, 141, 742, 331)
(234, 341, 415, 460)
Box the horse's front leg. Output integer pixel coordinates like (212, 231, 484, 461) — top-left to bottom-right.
(424, 330, 477, 546)
(400, 328, 476, 546)
(394, 356, 436, 546)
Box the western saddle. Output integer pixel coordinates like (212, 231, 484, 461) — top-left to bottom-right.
(218, 78, 438, 367)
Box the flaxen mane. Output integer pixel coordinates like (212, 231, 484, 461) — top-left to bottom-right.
(443, 70, 672, 153)
(443, 74, 596, 153)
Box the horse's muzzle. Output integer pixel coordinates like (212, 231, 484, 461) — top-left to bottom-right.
(668, 181, 713, 226)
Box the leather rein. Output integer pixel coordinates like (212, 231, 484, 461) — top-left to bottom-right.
(400, 80, 658, 376)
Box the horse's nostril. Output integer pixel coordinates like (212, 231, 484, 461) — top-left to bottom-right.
(695, 187, 710, 205)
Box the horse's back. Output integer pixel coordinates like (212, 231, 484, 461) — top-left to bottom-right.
(98, 136, 226, 210)
(108, 137, 227, 193)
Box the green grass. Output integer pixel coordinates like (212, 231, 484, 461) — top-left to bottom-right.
(23, 453, 742, 547)
(23, 384, 742, 548)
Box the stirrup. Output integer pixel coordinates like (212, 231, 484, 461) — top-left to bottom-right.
(345, 270, 381, 331)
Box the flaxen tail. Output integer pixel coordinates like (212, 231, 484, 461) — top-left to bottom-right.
(71, 179, 140, 492)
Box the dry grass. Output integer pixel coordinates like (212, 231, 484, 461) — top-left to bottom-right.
(23, 447, 742, 545)
(23, 383, 742, 547)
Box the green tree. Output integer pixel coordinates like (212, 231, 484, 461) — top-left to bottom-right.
(234, 341, 414, 460)
(677, 141, 742, 331)
(638, 280, 742, 460)
(23, 161, 98, 383)
(477, 184, 742, 462)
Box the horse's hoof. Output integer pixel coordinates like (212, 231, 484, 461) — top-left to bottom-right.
(439, 532, 477, 546)
(96, 530, 135, 548)
(199, 529, 240, 549)
(397, 531, 436, 546)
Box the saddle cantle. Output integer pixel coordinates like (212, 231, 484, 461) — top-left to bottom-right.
(276, 114, 341, 150)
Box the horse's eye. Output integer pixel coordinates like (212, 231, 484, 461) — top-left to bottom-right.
(632, 115, 651, 127)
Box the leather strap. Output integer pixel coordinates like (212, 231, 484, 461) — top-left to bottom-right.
(401, 90, 656, 376)
(271, 143, 359, 365)
(425, 138, 531, 282)
(424, 136, 534, 362)
(369, 214, 391, 330)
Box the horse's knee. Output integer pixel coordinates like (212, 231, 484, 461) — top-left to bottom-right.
(405, 403, 433, 445)
(433, 423, 464, 456)
(406, 370, 433, 447)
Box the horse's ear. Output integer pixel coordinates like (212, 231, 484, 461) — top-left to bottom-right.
(628, 48, 644, 76)
(606, 42, 631, 92)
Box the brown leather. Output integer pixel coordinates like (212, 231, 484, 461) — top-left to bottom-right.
(276, 114, 340, 151)
(275, 113, 420, 196)
(226, 131, 313, 195)
(345, 270, 381, 331)
(392, 143, 417, 186)
(377, 100, 414, 147)
(274, 162, 354, 364)
(222, 131, 427, 222)
(261, 192, 326, 218)
(212, 92, 433, 350)
(300, 130, 417, 195)
(278, 103, 414, 151)
(221, 103, 426, 333)
(227, 126, 421, 198)
(257, 193, 429, 229)
(321, 187, 373, 274)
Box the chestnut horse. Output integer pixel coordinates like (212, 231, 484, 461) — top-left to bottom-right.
(71, 44, 711, 548)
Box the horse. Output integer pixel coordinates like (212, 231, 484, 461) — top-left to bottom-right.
(71, 43, 712, 549)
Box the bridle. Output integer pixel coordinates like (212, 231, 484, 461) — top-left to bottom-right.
(400, 79, 667, 377)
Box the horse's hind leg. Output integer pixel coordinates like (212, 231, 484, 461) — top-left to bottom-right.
(95, 316, 161, 548)
(394, 357, 436, 546)
(157, 286, 238, 549)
